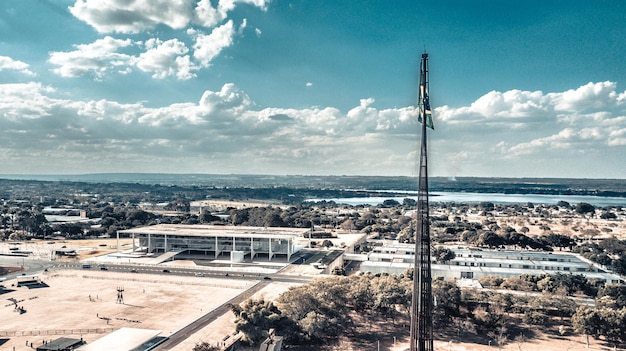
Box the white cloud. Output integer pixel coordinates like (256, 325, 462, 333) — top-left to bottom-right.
(0, 83, 56, 120)
(1, 81, 625, 176)
(48, 30, 237, 80)
(49, 36, 134, 79)
(69, 0, 270, 33)
(192, 20, 236, 67)
(134, 38, 196, 79)
(69, 0, 196, 34)
(193, 0, 224, 28)
(0, 56, 36, 76)
(427, 81, 626, 177)
(57, 1, 269, 81)
(0, 81, 419, 174)
(550, 81, 619, 112)
(608, 128, 626, 146)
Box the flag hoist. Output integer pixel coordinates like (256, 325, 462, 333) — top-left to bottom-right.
(409, 52, 434, 351)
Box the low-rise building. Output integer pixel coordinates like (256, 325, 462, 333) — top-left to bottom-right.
(117, 224, 309, 262)
(358, 243, 624, 284)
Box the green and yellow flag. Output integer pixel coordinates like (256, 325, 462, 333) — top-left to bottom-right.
(418, 85, 434, 129)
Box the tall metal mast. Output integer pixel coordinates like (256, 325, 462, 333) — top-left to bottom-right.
(409, 52, 434, 351)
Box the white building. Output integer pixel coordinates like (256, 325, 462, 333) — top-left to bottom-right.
(358, 243, 624, 284)
(117, 224, 309, 262)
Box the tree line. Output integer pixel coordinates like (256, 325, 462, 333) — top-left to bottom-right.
(228, 270, 626, 349)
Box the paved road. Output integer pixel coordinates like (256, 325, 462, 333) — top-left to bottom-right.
(2, 250, 314, 350)
(151, 280, 271, 351)
(0, 256, 52, 280)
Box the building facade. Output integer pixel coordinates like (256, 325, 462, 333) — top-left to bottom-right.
(358, 243, 624, 284)
(118, 224, 309, 262)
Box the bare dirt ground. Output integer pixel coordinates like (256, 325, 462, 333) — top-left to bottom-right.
(0, 269, 254, 351)
(265, 312, 616, 351)
(501, 216, 626, 239)
(0, 238, 301, 351)
(461, 213, 626, 241)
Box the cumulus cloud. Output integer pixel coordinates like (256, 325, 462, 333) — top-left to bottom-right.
(550, 81, 620, 112)
(0, 81, 419, 174)
(49, 36, 134, 79)
(69, 0, 270, 33)
(428, 81, 626, 177)
(53, 0, 263, 80)
(134, 38, 196, 79)
(0, 56, 36, 76)
(48, 28, 237, 80)
(1, 81, 625, 176)
(69, 0, 197, 34)
(192, 20, 236, 67)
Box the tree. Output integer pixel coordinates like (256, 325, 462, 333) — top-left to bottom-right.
(473, 305, 507, 332)
(299, 310, 337, 340)
(433, 246, 456, 263)
(597, 307, 626, 347)
(371, 275, 411, 322)
(487, 326, 508, 351)
(575, 202, 595, 218)
(192, 341, 220, 351)
(596, 284, 626, 309)
(543, 233, 575, 250)
(478, 276, 504, 288)
(231, 298, 293, 345)
(572, 306, 601, 348)
(165, 197, 190, 212)
(402, 198, 417, 208)
(612, 255, 626, 275)
(199, 209, 221, 223)
(397, 223, 415, 244)
(480, 202, 495, 211)
(276, 277, 352, 342)
(529, 294, 577, 322)
(523, 310, 549, 326)
(600, 211, 617, 220)
(346, 275, 373, 313)
(432, 279, 461, 325)
(381, 199, 400, 208)
(479, 231, 505, 248)
(556, 201, 571, 209)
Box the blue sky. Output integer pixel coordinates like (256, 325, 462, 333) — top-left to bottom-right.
(1, 0, 625, 178)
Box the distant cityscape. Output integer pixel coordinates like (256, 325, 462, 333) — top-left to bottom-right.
(1, 175, 626, 350)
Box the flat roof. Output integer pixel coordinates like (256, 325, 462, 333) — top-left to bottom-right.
(37, 337, 82, 350)
(359, 261, 623, 281)
(78, 327, 161, 351)
(119, 224, 310, 239)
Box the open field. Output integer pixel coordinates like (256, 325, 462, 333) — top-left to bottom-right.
(0, 238, 133, 261)
(0, 269, 256, 350)
(456, 213, 626, 240)
(0, 237, 302, 351)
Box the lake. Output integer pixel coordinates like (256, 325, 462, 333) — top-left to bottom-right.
(307, 191, 626, 207)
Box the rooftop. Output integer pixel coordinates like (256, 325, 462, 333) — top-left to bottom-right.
(119, 224, 310, 239)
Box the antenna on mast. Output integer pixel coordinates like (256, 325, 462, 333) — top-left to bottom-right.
(409, 52, 434, 351)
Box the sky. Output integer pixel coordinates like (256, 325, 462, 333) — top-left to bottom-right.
(1, 0, 625, 179)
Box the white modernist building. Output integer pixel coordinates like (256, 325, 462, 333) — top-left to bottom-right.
(117, 224, 309, 261)
(357, 243, 624, 284)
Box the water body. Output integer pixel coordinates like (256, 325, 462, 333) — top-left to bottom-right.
(308, 192, 626, 207)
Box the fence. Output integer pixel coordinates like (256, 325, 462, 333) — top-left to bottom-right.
(0, 328, 113, 337)
(47, 272, 252, 290)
